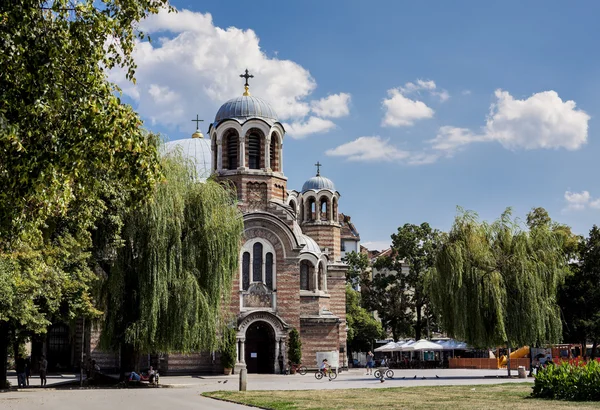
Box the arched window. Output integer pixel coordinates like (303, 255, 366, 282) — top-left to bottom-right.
(265, 252, 273, 290)
(212, 140, 217, 171)
(300, 262, 309, 290)
(242, 252, 250, 290)
(248, 134, 261, 169)
(299, 199, 304, 221)
(270, 135, 280, 171)
(319, 197, 329, 221)
(252, 242, 263, 282)
(332, 197, 338, 221)
(289, 200, 296, 215)
(226, 132, 238, 170)
(309, 198, 316, 221)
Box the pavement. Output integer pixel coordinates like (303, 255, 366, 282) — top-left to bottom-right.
(1, 368, 534, 409)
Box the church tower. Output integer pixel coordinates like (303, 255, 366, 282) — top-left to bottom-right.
(298, 163, 342, 261)
(208, 70, 287, 211)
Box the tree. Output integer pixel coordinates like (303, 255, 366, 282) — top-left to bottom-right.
(343, 251, 370, 288)
(221, 328, 237, 371)
(288, 328, 302, 366)
(559, 226, 600, 358)
(0, 0, 169, 388)
(390, 223, 442, 340)
(430, 208, 566, 353)
(100, 153, 244, 375)
(346, 285, 383, 360)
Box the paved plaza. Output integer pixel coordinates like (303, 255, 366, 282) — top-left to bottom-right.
(1, 369, 533, 409)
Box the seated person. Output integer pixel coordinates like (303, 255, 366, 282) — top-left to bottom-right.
(147, 366, 157, 383)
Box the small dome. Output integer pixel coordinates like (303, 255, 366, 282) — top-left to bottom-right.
(163, 137, 212, 181)
(215, 95, 278, 124)
(302, 175, 336, 192)
(300, 234, 321, 256)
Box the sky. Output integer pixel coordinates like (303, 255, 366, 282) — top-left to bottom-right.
(110, 0, 600, 250)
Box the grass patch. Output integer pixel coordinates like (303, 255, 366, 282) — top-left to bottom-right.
(203, 383, 600, 410)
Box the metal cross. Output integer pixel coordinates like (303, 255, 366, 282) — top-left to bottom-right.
(191, 114, 204, 129)
(315, 161, 322, 176)
(240, 69, 254, 87)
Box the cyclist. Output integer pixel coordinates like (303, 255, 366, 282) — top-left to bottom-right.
(320, 359, 332, 378)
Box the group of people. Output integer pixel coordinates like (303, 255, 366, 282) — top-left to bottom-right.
(128, 366, 158, 384)
(15, 355, 48, 388)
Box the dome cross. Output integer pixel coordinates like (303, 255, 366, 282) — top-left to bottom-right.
(240, 69, 254, 96)
(315, 161, 322, 176)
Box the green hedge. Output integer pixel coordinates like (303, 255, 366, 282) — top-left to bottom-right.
(532, 360, 600, 401)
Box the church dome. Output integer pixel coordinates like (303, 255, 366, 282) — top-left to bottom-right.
(163, 137, 212, 181)
(215, 95, 278, 124)
(302, 175, 336, 192)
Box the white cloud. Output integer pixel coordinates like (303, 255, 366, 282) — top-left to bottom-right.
(486, 90, 590, 150)
(108, 8, 348, 137)
(428, 89, 590, 158)
(310, 93, 351, 118)
(326, 136, 410, 162)
(284, 117, 336, 139)
(400, 79, 450, 103)
(381, 89, 435, 127)
(462, 90, 472, 96)
(563, 190, 600, 212)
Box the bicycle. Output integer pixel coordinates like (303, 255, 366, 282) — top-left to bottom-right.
(373, 368, 394, 379)
(289, 363, 307, 375)
(314, 368, 337, 380)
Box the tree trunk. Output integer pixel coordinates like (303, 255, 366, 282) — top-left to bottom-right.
(0, 322, 9, 389)
(591, 341, 598, 360)
(119, 342, 140, 381)
(415, 305, 422, 341)
(581, 338, 587, 358)
(507, 345, 511, 377)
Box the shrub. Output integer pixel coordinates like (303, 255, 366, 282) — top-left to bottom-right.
(288, 328, 302, 365)
(532, 360, 600, 401)
(221, 328, 237, 369)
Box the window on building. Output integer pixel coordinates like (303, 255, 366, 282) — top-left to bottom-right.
(252, 242, 263, 282)
(227, 133, 238, 170)
(341, 241, 346, 252)
(242, 252, 250, 290)
(265, 252, 273, 290)
(270, 136, 279, 171)
(248, 134, 261, 169)
(300, 262, 309, 290)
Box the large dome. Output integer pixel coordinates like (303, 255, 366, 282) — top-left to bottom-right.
(302, 175, 336, 192)
(163, 137, 212, 181)
(214, 95, 278, 124)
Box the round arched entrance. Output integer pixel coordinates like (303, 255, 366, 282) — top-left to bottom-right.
(245, 321, 275, 374)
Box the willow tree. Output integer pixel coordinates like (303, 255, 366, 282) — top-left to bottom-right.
(101, 153, 244, 373)
(430, 208, 566, 359)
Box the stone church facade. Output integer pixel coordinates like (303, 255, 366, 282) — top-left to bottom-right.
(211, 79, 351, 373)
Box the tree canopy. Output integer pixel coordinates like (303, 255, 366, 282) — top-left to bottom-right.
(429, 208, 567, 348)
(101, 153, 244, 369)
(0, 0, 169, 388)
(346, 285, 383, 355)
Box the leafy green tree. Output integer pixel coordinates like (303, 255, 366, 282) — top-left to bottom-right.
(0, 0, 169, 388)
(346, 285, 383, 360)
(343, 251, 370, 288)
(559, 226, 600, 358)
(430, 208, 566, 353)
(100, 153, 244, 375)
(221, 328, 238, 371)
(288, 328, 302, 366)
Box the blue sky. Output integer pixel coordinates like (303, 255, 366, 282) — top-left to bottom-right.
(112, 1, 600, 249)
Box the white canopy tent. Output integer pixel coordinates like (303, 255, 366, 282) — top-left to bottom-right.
(405, 339, 444, 352)
(374, 341, 398, 352)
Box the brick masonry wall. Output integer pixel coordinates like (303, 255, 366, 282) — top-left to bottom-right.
(299, 321, 340, 367)
(300, 224, 341, 261)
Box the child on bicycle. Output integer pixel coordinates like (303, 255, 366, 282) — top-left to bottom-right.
(320, 359, 331, 375)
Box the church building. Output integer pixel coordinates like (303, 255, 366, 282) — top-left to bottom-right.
(207, 71, 353, 373)
(33, 72, 357, 375)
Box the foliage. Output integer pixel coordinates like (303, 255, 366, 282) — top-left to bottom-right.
(430, 208, 567, 348)
(221, 328, 237, 369)
(532, 360, 600, 401)
(0, 0, 169, 388)
(101, 153, 244, 359)
(288, 328, 302, 365)
(559, 226, 600, 356)
(346, 285, 383, 353)
(342, 251, 370, 288)
(361, 269, 413, 341)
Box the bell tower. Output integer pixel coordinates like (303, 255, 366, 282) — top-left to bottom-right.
(208, 70, 287, 211)
(298, 163, 342, 261)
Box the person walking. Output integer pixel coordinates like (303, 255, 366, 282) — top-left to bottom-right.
(39, 355, 48, 386)
(16, 355, 27, 388)
(25, 356, 31, 386)
(366, 351, 374, 375)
